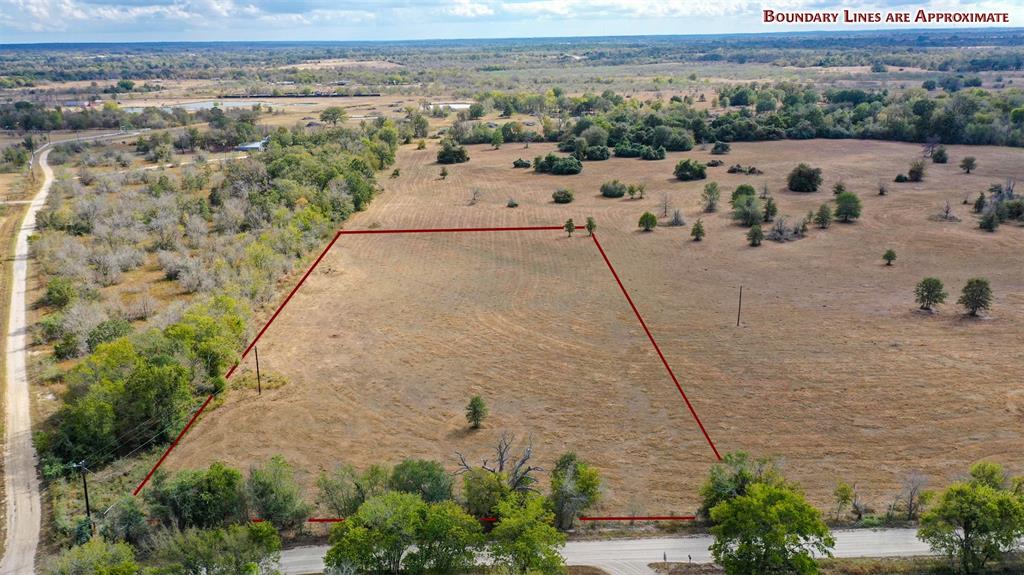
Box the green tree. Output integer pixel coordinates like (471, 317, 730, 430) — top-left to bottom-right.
(549, 453, 601, 531)
(491, 493, 566, 575)
(883, 249, 897, 266)
(960, 156, 977, 174)
(316, 464, 389, 518)
(710, 483, 835, 575)
(389, 459, 453, 503)
(437, 139, 469, 164)
(833, 191, 862, 223)
(787, 163, 823, 192)
(732, 195, 763, 227)
(691, 218, 706, 241)
(957, 278, 992, 317)
(932, 146, 948, 164)
(701, 182, 721, 212)
(145, 462, 246, 530)
(564, 218, 576, 237)
(747, 224, 764, 246)
(730, 184, 757, 207)
(833, 482, 854, 521)
(463, 468, 511, 519)
(638, 211, 658, 232)
(491, 129, 504, 149)
(699, 452, 786, 521)
(118, 364, 192, 453)
(245, 455, 311, 531)
(325, 492, 424, 575)
(585, 216, 597, 237)
(814, 203, 833, 229)
(406, 500, 483, 574)
(915, 277, 947, 311)
(320, 107, 347, 126)
(465, 395, 488, 429)
(919, 463, 1024, 575)
(150, 522, 281, 575)
(46, 538, 140, 575)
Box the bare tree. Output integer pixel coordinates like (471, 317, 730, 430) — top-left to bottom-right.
(901, 472, 929, 521)
(455, 432, 542, 493)
(660, 192, 672, 218)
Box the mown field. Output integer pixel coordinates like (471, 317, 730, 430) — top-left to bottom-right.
(168, 138, 1024, 516)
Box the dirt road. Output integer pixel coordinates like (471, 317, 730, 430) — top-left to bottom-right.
(1, 132, 141, 575)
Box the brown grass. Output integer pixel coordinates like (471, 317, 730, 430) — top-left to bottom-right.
(169, 139, 1024, 516)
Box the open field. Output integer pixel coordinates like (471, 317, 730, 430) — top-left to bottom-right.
(166, 138, 1024, 515)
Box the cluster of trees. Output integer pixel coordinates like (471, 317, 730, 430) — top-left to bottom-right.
(0, 138, 32, 172)
(0, 100, 259, 133)
(465, 82, 1024, 151)
(914, 277, 994, 316)
(533, 152, 582, 175)
(973, 180, 1022, 232)
(35, 120, 398, 488)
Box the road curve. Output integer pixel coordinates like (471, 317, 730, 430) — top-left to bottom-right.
(1, 132, 140, 574)
(279, 528, 933, 575)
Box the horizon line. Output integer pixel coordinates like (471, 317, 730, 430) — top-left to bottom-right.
(2, 26, 1023, 48)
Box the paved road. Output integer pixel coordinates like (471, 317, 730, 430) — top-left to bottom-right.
(279, 528, 933, 575)
(1, 133, 140, 575)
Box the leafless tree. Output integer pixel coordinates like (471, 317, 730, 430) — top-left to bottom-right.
(455, 432, 543, 493)
(901, 472, 929, 521)
(660, 192, 672, 218)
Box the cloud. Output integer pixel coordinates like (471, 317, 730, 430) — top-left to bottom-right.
(447, 0, 494, 17)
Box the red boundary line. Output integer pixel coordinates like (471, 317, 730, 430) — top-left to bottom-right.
(132, 394, 216, 496)
(132, 225, 721, 510)
(134, 225, 564, 495)
(590, 232, 722, 461)
(258, 515, 694, 524)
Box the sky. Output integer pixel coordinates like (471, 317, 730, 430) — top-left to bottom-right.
(0, 0, 1022, 44)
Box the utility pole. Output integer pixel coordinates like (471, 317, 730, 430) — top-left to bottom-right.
(75, 461, 93, 533)
(736, 285, 743, 327)
(255, 346, 262, 396)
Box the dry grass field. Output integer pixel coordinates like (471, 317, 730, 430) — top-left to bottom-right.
(170, 138, 1024, 516)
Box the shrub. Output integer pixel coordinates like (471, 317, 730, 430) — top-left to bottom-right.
(787, 163, 823, 192)
(551, 188, 574, 204)
(895, 174, 909, 183)
(600, 180, 627, 198)
(711, 141, 731, 155)
(701, 182, 721, 212)
(691, 218, 705, 241)
(908, 160, 926, 182)
(436, 139, 469, 164)
(638, 212, 658, 232)
(86, 318, 132, 352)
(707, 159, 724, 167)
(980, 211, 999, 232)
(674, 159, 707, 181)
(932, 146, 948, 164)
(641, 145, 666, 160)
(814, 203, 833, 229)
(747, 224, 764, 246)
(506, 198, 518, 208)
(584, 146, 610, 161)
(45, 277, 77, 309)
(670, 210, 686, 226)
